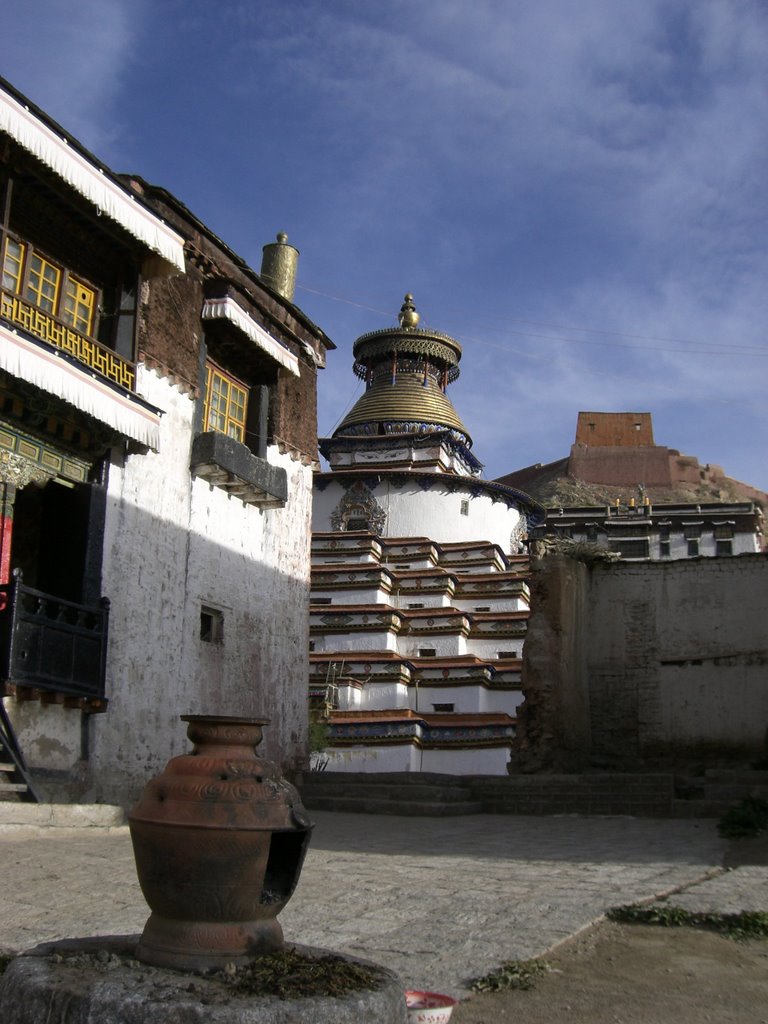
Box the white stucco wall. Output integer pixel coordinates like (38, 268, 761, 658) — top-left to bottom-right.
(360, 681, 411, 709)
(421, 746, 511, 774)
(311, 586, 389, 605)
(316, 630, 399, 653)
(401, 634, 467, 658)
(89, 368, 312, 803)
(321, 743, 511, 774)
(465, 637, 524, 659)
(452, 595, 528, 613)
(414, 684, 521, 716)
(478, 688, 523, 714)
(398, 593, 453, 609)
(322, 744, 418, 772)
(313, 478, 522, 551)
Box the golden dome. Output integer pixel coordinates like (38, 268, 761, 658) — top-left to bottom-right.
(335, 370, 472, 441)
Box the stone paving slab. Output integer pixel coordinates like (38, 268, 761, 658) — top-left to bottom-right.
(0, 811, 759, 998)
(649, 865, 768, 915)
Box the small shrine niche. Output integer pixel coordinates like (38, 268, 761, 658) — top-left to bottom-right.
(330, 481, 386, 533)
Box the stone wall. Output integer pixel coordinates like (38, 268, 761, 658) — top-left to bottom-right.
(514, 553, 768, 771)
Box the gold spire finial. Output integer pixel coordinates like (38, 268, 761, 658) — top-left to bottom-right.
(398, 293, 420, 329)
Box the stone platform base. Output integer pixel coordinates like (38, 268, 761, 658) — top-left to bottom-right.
(0, 935, 407, 1023)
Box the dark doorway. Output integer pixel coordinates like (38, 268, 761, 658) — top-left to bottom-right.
(13, 480, 91, 601)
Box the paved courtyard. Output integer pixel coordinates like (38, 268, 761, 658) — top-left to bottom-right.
(1, 810, 766, 997)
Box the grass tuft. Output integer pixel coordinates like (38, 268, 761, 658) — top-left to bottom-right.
(470, 957, 548, 993)
(607, 904, 768, 942)
(718, 797, 768, 839)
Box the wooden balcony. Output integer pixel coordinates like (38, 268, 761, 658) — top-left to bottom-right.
(0, 570, 109, 710)
(0, 285, 135, 391)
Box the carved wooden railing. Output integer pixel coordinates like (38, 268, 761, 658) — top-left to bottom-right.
(0, 285, 135, 390)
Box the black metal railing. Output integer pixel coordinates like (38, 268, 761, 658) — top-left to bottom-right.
(0, 570, 109, 699)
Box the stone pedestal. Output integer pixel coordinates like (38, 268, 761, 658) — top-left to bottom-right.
(0, 936, 407, 1024)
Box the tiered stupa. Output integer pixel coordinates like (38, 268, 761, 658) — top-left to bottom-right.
(310, 296, 542, 774)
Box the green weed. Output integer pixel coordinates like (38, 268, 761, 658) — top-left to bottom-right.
(607, 904, 768, 941)
(470, 957, 548, 993)
(718, 797, 768, 839)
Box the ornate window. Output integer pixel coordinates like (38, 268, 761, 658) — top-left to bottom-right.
(2, 236, 96, 334)
(203, 361, 248, 442)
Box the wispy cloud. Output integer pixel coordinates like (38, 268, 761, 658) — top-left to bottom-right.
(3, 0, 765, 488)
(3, 0, 141, 155)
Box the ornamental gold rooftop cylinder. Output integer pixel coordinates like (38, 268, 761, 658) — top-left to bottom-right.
(260, 232, 299, 302)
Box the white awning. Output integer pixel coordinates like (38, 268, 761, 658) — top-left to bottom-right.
(0, 88, 185, 274)
(0, 325, 162, 449)
(201, 296, 300, 377)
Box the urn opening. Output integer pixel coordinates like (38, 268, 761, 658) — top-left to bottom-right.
(262, 830, 311, 905)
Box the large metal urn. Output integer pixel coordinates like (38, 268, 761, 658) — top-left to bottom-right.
(128, 715, 313, 970)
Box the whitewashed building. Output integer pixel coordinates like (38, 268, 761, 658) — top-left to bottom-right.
(532, 499, 764, 560)
(310, 295, 541, 774)
(0, 77, 332, 804)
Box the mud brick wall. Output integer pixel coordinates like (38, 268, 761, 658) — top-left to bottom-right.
(515, 554, 768, 771)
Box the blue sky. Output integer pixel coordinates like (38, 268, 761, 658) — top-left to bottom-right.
(4, 0, 767, 490)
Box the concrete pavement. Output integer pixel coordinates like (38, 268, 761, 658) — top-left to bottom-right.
(1, 809, 766, 998)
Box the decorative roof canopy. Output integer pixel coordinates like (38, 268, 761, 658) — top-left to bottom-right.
(0, 78, 185, 275)
(335, 295, 472, 446)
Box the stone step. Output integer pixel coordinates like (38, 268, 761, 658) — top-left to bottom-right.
(702, 769, 768, 784)
(0, 781, 29, 794)
(481, 798, 674, 816)
(302, 794, 483, 816)
(303, 771, 460, 785)
(671, 798, 734, 818)
(302, 781, 473, 803)
(697, 783, 763, 801)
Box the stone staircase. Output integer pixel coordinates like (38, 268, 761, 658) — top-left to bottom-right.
(467, 773, 675, 816)
(300, 772, 483, 816)
(300, 769, 768, 818)
(672, 769, 768, 818)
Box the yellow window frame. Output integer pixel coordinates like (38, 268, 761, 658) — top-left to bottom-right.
(2, 236, 99, 336)
(62, 275, 96, 334)
(2, 237, 25, 292)
(204, 361, 248, 442)
(26, 252, 61, 313)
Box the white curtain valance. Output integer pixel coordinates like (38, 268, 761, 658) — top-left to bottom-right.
(201, 296, 300, 377)
(0, 88, 185, 274)
(0, 325, 161, 449)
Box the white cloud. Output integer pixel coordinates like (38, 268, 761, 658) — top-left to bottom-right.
(2, 0, 141, 154)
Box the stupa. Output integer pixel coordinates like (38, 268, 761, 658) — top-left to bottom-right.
(311, 296, 542, 774)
